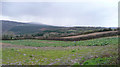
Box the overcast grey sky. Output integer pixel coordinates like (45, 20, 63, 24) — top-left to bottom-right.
(1, 0, 118, 27)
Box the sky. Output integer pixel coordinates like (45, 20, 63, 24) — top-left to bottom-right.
(0, 0, 119, 27)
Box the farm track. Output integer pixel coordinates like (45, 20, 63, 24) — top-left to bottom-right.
(62, 31, 118, 38)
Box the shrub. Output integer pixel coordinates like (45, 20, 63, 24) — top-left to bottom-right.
(72, 50, 76, 52)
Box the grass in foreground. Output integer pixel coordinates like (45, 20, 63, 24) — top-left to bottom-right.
(2, 45, 118, 65)
(2, 37, 118, 65)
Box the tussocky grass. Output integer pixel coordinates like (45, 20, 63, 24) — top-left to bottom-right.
(2, 36, 118, 65)
(2, 44, 118, 65)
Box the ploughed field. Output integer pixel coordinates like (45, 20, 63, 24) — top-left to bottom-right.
(1, 36, 118, 65)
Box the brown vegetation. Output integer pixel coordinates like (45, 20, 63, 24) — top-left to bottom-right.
(36, 31, 118, 41)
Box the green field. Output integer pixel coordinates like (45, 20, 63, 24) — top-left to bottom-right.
(2, 37, 118, 47)
(2, 37, 118, 65)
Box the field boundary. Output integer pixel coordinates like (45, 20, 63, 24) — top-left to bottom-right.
(37, 31, 118, 41)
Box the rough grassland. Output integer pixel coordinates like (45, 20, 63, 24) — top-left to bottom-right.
(1, 37, 118, 65)
(2, 37, 118, 47)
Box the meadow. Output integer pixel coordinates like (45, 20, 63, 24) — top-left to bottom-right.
(2, 36, 118, 65)
(2, 37, 118, 47)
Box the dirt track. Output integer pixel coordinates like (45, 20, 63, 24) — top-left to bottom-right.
(62, 31, 118, 39)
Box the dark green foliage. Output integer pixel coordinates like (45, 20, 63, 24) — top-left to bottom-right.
(33, 33, 44, 36)
(72, 50, 76, 52)
(11, 48, 14, 51)
(72, 63, 81, 67)
(2, 35, 16, 40)
(29, 55, 33, 58)
(82, 57, 112, 65)
(102, 28, 112, 31)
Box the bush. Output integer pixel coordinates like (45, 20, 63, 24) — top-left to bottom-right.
(72, 50, 76, 52)
(82, 57, 112, 65)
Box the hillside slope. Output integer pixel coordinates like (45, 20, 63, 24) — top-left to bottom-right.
(1, 20, 59, 34)
(1, 20, 27, 32)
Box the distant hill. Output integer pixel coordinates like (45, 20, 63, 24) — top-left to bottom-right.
(1, 20, 59, 34)
(1, 20, 27, 32)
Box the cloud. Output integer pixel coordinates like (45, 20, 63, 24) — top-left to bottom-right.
(1, 0, 118, 27)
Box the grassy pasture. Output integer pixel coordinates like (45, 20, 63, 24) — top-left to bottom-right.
(2, 37, 118, 47)
(2, 37, 118, 65)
